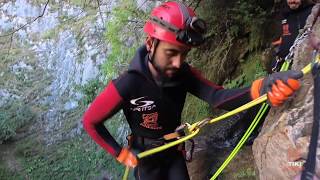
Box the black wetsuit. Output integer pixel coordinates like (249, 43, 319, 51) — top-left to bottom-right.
(83, 45, 253, 179)
(273, 3, 314, 71)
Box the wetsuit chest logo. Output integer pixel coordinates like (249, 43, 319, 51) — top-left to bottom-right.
(140, 112, 162, 130)
(130, 97, 156, 112)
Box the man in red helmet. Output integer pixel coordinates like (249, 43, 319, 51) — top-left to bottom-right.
(83, 1, 303, 179)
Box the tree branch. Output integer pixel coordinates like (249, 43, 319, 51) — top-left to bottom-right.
(193, 0, 202, 11)
(0, 0, 50, 38)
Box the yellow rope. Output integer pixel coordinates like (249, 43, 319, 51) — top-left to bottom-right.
(135, 61, 313, 159)
(122, 59, 317, 179)
(122, 166, 130, 180)
(137, 94, 267, 160)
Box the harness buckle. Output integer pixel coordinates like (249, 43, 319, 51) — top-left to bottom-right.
(162, 123, 191, 141)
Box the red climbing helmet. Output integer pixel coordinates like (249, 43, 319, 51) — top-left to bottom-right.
(144, 1, 206, 47)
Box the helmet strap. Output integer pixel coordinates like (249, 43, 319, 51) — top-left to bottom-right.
(148, 38, 159, 65)
(147, 39, 171, 85)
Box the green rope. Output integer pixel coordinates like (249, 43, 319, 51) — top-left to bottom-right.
(280, 61, 290, 71)
(210, 60, 291, 179)
(210, 103, 269, 179)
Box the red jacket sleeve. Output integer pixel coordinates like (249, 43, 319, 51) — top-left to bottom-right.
(82, 81, 123, 157)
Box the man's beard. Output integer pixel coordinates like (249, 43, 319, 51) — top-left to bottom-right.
(288, 2, 301, 9)
(152, 62, 183, 87)
(148, 52, 180, 86)
(153, 61, 179, 79)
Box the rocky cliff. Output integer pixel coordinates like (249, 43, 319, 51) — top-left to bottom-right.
(253, 4, 320, 179)
(0, 0, 117, 144)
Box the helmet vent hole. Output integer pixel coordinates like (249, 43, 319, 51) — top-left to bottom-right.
(160, 17, 163, 20)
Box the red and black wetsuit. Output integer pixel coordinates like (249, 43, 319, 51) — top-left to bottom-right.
(83, 45, 253, 179)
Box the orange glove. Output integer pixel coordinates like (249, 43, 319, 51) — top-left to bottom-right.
(251, 70, 303, 106)
(116, 147, 138, 168)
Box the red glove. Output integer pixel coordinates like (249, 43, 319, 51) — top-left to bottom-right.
(251, 70, 303, 106)
(116, 147, 138, 168)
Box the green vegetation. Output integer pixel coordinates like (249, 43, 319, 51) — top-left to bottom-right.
(224, 53, 267, 89)
(102, 0, 147, 79)
(0, 0, 274, 179)
(227, 0, 268, 51)
(8, 107, 128, 179)
(79, 79, 105, 106)
(234, 167, 256, 179)
(41, 29, 59, 39)
(0, 100, 35, 143)
(5, 1, 142, 178)
(0, 161, 23, 180)
(69, 0, 86, 7)
(182, 95, 212, 124)
(181, 0, 271, 122)
(32, 0, 95, 8)
(14, 136, 123, 179)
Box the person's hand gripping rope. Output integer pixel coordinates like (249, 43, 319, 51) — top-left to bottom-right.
(251, 70, 303, 106)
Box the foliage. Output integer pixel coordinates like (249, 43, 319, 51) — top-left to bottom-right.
(181, 39, 234, 123)
(223, 53, 267, 88)
(195, 0, 271, 51)
(0, 100, 35, 143)
(12, 109, 128, 179)
(181, 0, 271, 123)
(25, 1, 141, 178)
(41, 29, 58, 39)
(102, 0, 147, 79)
(182, 94, 211, 124)
(223, 74, 246, 89)
(234, 167, 256, 178)
(0, 160, 22, 180)
(32, 0, 93, 7)
(0, 1, 273, 179)
(16, 136, 124, 179)
(226, 0, 269, 51)
(3, 106, 128, 180)
(79, 79, 105, 106)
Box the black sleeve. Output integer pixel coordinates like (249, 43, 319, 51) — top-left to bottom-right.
(185, 65, 253, 111)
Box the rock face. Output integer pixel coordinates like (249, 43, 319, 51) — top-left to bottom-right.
(0, 0, 116, 144)
(252, 4, 320, 179)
